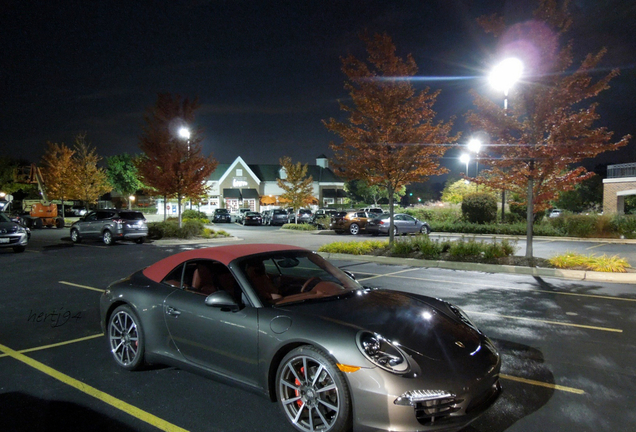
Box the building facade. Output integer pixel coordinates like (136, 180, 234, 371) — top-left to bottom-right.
(156, 155, 346, 216)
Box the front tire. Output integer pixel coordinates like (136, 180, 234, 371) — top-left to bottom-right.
(348, 223, 360, 235)
(70, 228, 81, 243)
(276, 346, 352, 432)
(108, 305, 145, 370)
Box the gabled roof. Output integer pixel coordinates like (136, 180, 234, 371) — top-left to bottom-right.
(207, 158, 343, 183)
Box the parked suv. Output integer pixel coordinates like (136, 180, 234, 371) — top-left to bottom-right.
(213, 208, 231, 223)
(270, 209, 290, 226)
(70, 209, 148, 245)
(291, 209, 313, 224)
(331, 211, 372, 235)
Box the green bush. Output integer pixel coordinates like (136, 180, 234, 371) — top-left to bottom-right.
(461, 193, 497, 224)
(182, 209, 210, 222)
(610, 215, 636, 239)
(318, 240, 389, 255)
(390, 235, 448, 259)
(448, 236, 483, 257)
(148, 219, 206, 239)
(282, 223, 317, 231)
(404, 206, 462, 223)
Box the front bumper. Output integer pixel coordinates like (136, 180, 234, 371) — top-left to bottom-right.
(0, 232, 28, 248)
(348, 366, 501, 431)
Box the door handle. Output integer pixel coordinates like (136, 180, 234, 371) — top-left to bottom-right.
(166, 306, 181, 317)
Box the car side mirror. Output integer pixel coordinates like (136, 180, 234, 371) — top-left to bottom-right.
(342, 270, 357, 281)
(205, 291, 240, 311)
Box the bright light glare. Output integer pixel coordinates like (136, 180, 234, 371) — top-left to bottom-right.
(467, 138, 482, 153)
(178, 127, 191, 139)
(489, 58, 523, 92)
(459, 153, 470, 164)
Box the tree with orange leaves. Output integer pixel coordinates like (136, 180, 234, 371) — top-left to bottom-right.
(324, 33, 457, 244)
(137, 93, 217, 226)
(466, 0, 630, 258)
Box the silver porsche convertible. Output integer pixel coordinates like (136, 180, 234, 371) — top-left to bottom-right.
(100, 244, 501, 432)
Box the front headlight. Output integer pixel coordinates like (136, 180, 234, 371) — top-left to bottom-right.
(357, 331, 410, 374)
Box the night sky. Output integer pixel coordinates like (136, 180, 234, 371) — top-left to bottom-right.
(2, 0, 634, 171)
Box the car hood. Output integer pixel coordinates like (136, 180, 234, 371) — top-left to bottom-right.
(0, 221, 20, 232)
(276, 289, 497, 371)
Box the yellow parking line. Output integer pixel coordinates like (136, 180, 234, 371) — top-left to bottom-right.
(0, 334, 104, 359)
(0, 342, 188, 432)
(466, 310, 622, 333)
(585, 243, 606, 251)
(59, 281, 105, 292)
(501, 374, 585, 394)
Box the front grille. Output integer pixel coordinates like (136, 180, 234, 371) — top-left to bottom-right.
(414, 396, 463, 426)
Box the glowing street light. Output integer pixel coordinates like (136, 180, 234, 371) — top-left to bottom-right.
(178, 127, 191, 140)
(489, 58, 523, 110)
(467, 138, 482, 176)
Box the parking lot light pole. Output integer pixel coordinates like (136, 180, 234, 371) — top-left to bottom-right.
(489, 58, 523, 223)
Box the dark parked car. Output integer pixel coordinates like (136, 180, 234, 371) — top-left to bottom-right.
(213, 208, 232, 223)
(70, 209, 148, 245)
(242, 212, 262, 226)
(366, 213, 432, 236)
(0, 212, 29, 253)
(101, 244, 501, 432)
(331, 211, 372, 235)
(269, 209, 289, 226)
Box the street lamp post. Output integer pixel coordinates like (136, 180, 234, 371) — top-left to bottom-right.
(459, 153, 470, 176)
(467, 138, 481, 188)
(489, 58, 523, 223)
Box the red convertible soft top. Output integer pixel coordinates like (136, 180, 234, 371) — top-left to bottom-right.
(142, 244, 307, 283)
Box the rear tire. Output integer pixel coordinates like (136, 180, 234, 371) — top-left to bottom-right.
(103, 230, 114, 245)
(349, 223, 360, 235)
(33, 218, 43, 229)
(135, 237, 145, 244)
(55, 217, 65, 229)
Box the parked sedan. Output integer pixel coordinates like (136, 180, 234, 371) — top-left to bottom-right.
(100, 244, 501, 432)
(70, 209, 148, 245)
(0, 212, 29, 253)
(367, 213, 432, 236)
(242, 211, 262, 226)
(330, 211, 372, 235)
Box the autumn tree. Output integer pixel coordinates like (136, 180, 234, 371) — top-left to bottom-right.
(324, 33, 457, 244)
(277, 156, 313, 223)
(466, 0, 630, 257)
(107, 154, 144, 209)
(40, 142, 77, 214)
(72, 134, 111, 206)
(137, 93, 217, 226)
(441, 179, 498, 205)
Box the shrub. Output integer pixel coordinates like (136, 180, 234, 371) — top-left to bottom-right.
(610, 215, 636, 239)
(282, 223, 317, 231)
(549, 252, 631, 272)
(461, 193, 497, 224)
(182, 209, 209, 220)
(148, 219, 205, 239)
(448, 236, 483, 257)
(318, 240, 388, 255)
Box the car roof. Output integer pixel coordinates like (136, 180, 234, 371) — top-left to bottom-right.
(142, 244, 307, 282)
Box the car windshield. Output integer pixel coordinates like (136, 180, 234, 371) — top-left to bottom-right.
(246, 212, 259, 216)
(0, 213, 11, 223)
(273, 210, 287, 215)
(216, 209, 229, 214)
(237, 251, 362, 306)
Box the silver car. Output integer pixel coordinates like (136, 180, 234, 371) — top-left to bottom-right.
(0, 212, 29, 253)
(367, 213, 432, 236)
(70, 209, 148, 245)
(100, 244, 501, 432)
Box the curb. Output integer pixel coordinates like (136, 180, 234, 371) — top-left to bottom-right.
(317, 252, 636, 285)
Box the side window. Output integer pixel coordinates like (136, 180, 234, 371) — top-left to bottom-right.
(85, 212, 97, 222)
(395, 214, 406, 221)
(403, 215, 416, 222)
(356, 212, 366, 218)
(167, 260, 244, 301)
(163, 264, 185, 288)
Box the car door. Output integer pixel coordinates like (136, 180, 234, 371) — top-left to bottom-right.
(162, 260, 260, 386)
(80, 211, 99, 237)
(400, 214, 419, 233)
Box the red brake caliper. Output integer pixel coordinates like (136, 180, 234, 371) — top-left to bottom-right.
(295, 366, 305, 407)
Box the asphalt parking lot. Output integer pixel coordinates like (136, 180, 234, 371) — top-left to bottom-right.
(1, 228, 635, 431)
